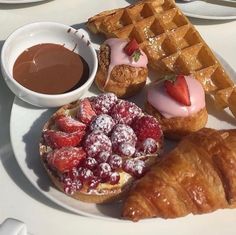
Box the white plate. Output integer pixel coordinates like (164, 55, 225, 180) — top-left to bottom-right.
(10, 52, 236, 221)
(176, 1, 236, 20)
(0, 0, 47, 3)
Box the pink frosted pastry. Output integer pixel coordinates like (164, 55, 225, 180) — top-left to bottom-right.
(145, 74, 208, 140)
(95, 38, 148, 98)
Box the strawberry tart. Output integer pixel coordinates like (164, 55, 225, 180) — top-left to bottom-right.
(95, 38, 148, 98)
(39, 93, 163, 203)
(145, 74, 208, 140)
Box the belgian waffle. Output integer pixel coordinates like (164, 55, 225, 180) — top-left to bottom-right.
(87, 0, 236, 116)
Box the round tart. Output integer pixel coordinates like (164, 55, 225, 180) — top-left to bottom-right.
(40, 93, 163, 203)
(95, 38, 148, 98)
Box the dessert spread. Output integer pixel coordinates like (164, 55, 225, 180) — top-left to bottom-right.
(147, 75, 205, 118)
(40, 93, 163, 203)
(13, 43, 89, 94)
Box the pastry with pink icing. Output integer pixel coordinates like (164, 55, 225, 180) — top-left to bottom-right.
(145, 74, 208, 140)
(95, 38, 148, 98)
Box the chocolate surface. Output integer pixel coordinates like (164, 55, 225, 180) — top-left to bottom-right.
(13, 43, 89, 94)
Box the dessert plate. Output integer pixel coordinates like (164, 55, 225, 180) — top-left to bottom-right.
(176, 1, 236, 20)
(10, 52, 236, 221)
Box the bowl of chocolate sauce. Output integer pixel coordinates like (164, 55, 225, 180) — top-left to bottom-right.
(1, 22, 98, 107)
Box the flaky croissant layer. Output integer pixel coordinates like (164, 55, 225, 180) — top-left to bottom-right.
(122, 128, 236, 221)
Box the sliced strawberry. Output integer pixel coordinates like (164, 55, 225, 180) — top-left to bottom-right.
(123, 39, 141, 62)
(164, 75, 191, 106)
(47, 147, 86, 173)
(55, 115, 86, 133)
(43, 129, 85, 149)
(76, 98, 96, 124)
(124, 38, 139, 56)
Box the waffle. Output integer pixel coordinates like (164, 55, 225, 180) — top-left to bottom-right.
(87, 0, 236, 116)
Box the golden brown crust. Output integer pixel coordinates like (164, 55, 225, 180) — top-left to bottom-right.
(145, 101, 208, 140)
(122, 128, 236, 221)
(95, 44, 148, 98)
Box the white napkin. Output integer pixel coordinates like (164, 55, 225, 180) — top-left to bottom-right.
(0, 218, 27, 235)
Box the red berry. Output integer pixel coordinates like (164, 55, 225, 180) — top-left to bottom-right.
(43, 129, 85, 149)
(63, 177, 83, 195)
(111, 124, 137, 152)
(118, 142, 135, 157)
(90, 93, 118, 114)
(96, 163, 112, 181)
(164, 74, 191, 106)
(77, 98, 96, 124)
(109, 172, 120, 185)
(123, 159, 146, 178)
(108, 154, 122, 170)
(88, 177, 101, 189)
(78, 167, 94, 182)
(47, 147, 86, 173)
(132, 115, 162, 142)
(89, 114, 115, 135)
(96, 151, 110, 163)
(123, 38, 139, 56)
(55, 115, 86, 133)
(139, 138, 158, 154)
(84, 131, 112, 157)
(109, 100, 142, 125)
(83, 157, 98, 170)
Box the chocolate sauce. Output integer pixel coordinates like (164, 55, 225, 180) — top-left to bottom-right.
(13, 43, 89, 94)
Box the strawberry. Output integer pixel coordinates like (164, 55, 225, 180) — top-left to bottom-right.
(55, 115, 86, 133)
(43, 129, 85, 149)
(164, 75, 191, 106)
(123, 38, 141, 62)
(47, 147, 86, 173)
(76, 98, 96, 124)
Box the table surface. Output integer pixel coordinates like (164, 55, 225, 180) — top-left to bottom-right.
(0, 1, 236, 234)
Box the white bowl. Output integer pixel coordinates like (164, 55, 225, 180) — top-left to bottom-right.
(1, 22, 98, 107)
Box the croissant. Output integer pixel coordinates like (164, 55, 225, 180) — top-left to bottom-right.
(122, 128, 236, 221)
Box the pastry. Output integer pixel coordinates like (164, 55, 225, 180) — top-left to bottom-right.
(145, 74, 208, 139)
(87, 0, 235, 114)
(122, 128, 236, 221)
(39, 93, 163, 203)
(95, 38, 148, 98)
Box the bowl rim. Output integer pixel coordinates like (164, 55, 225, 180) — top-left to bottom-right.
(1, 21, 98, 99)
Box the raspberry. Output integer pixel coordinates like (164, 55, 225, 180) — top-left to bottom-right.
(76, 98, 96, 124)
(83, 157, 98, 170)
(96, 151, 110, 163)
(47, 147, 86, 173)
(55, 115, 86, 133)
(91, 93, 118, 114)
(123, 159, 146, 178)
(109, 100, 142, 125)
(89, 114, 115, 135)
(63, 177, 83, 195)
(43, 129, 85, 149)
(84, 131, 112, 157)
(118, 142, 135, 157)
(78, 167, 94, 182)
(139, 138, 158, 154)
(111, 124, 137, 152)
(132, 115, 163, 142)
(96, 163, 112, 182)
(108, 154, 122, 170)
(109, 172, 120, 185)
(88, 177, 101, 189)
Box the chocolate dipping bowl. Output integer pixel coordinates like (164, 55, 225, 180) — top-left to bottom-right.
(1, 22, 98, 108)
